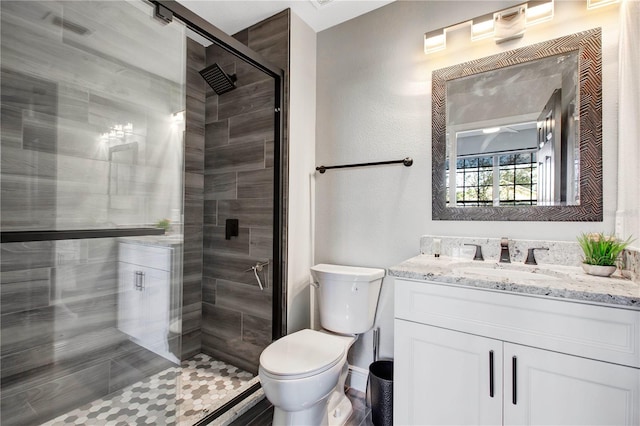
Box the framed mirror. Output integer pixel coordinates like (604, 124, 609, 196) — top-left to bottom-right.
(432, 28, 602, 221)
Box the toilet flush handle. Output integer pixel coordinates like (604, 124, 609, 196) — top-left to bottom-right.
(310, 281, 319, 289)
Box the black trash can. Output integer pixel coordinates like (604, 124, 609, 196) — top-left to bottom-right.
(369, 360, 393, 426)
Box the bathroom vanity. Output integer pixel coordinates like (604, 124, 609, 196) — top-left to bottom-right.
(117, 236, 182, 363)
(389, 256, 640, 425)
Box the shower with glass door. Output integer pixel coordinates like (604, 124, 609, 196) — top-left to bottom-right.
(0, 1, 285, 424)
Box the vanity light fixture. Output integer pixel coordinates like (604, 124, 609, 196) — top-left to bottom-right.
(424, 0, 555, 54)
(470, 14, 495, 41)
(482, 127, 501, 134)
(424, 29, 446, 54)
(587, 0, 619, 9)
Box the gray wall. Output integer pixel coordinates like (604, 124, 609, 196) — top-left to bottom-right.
(316, 1, 622, 371)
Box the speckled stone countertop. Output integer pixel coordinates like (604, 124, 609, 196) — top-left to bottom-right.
(388, 255, 640, 309)
(119, 235, 183, 247)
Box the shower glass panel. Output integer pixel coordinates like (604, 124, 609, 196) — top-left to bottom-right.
(1, 1, 186, 425)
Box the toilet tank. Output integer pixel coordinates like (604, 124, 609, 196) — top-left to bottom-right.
(311, 264, 385, 334)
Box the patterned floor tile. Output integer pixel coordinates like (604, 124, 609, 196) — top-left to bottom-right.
(42, 353, 254, 426)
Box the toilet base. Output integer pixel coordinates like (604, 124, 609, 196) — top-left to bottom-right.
(326, 389, 353, 425)
(271, 388, 353, 426)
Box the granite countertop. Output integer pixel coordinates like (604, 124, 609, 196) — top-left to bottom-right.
(388, 255, 640, 309)
(119, 235, 183, 247)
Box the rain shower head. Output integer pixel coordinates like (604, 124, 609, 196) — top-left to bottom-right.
(199, 63, 237, 95)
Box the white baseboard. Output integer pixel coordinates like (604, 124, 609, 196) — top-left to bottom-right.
(347, 365, 369, 393)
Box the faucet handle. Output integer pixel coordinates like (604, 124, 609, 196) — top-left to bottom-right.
(464, 244, 484, 261)
(525, 247, 549, 265)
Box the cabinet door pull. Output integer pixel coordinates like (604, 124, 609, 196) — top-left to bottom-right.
(512, 356, 517, 405)
(489, 350, 494, 398)
(134, 270, 145, 291)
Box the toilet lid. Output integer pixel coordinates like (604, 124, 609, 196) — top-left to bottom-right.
(260, 329, 346, 378)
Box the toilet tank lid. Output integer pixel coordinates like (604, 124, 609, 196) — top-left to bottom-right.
(260, 329, 346, 378)
(310, 264, 385, 282)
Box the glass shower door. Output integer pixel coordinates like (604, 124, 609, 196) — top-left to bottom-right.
(1, 1, 186, 424)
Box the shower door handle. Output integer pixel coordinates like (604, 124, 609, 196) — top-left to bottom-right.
(134, 270, 145, 291)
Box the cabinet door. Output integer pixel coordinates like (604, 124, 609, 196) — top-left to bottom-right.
(141, 266, 171, 351)
(117, 262, 145, 339)
(395, 320, 503, 425)
(504, 343, 640, 425)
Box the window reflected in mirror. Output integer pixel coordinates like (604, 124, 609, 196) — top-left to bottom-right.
(445, 51, 579, 208)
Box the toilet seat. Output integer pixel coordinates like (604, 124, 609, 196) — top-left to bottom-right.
(260, 329, 346, 380)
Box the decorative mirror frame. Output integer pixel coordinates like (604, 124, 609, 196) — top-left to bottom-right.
(432, 28, 602, 221)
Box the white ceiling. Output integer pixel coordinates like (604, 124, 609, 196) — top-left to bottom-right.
(177, 0, 395, 36)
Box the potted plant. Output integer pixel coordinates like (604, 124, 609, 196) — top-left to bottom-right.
(577, 232, 633, 277)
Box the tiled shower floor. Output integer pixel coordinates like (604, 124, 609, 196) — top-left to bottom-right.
(43, 354, 254, 426)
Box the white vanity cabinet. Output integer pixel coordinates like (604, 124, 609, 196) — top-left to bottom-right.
(118, 241, 177, 362)
(394, 278, 640, 426)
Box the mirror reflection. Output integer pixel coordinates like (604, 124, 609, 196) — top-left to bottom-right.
(445, 52, 580, 207)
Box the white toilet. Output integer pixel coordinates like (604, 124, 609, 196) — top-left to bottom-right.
(258, 264, 385, 426)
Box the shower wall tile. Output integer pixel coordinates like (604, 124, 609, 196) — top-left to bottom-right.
(217, 198, 272, 228)
(233, 29, 249, 45)
(0, 146, 57, 179)
(201, 332, 261, 375)
(217, 79, 274, 121)
(181, 329, 202, 360)
(201, 9, 288, 373)
(204, 171, 237, 200)
(205, 140, 265, 173)
(187, 69, 206, 104)
(0, 390, 38, 426)
(181, 301, 202, 334)
(249, 227, 273, 259)
(265, 140, 275, 168)
(181, 37, 206, 359)
(203, 251, 266, 288)
(247, 10, 289, 70)
(234, 60, 272, 88)
(3, 362, 111, 426)
(186, 94, 205, 136)
(108, 345, 173, 392)
(185, 132, 204, 174)
(0, 269, 51, 316)
(202, 277, 216, 305)
(57, 84, 89, 122)
(203, 225, 250, 255)
(205, 94, 219, 124)
(229, 107, 274, 145)
(1, 295, 117, 358)
(204, 200, 218, 226)
(202, 303, 242, 340)
(237, 169, 274, 199)
(216, 280, 272, 320)
(243, 314, 272, 348)
(0, 327, 128, 382)
(205, 119, 229, 147)
(1, 241, 55, 272)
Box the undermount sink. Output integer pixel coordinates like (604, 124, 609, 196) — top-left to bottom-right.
(458, 266, 562, 281)
(450, 262, 567, 282)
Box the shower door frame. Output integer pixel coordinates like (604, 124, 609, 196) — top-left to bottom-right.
(150, 1, 287, 422)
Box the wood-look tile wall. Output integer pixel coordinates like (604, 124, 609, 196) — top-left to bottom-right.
(199, 10, 290, 374)
(181, 38, 206, 360)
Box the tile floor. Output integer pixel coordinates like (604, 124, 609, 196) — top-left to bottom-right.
(227, 387, 373, 426)
(43, 353, 254, 426)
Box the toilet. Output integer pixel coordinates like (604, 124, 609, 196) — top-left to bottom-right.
(259, 264, 385, 425)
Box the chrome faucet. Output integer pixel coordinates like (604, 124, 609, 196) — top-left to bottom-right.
(499, 237, 511, 263)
